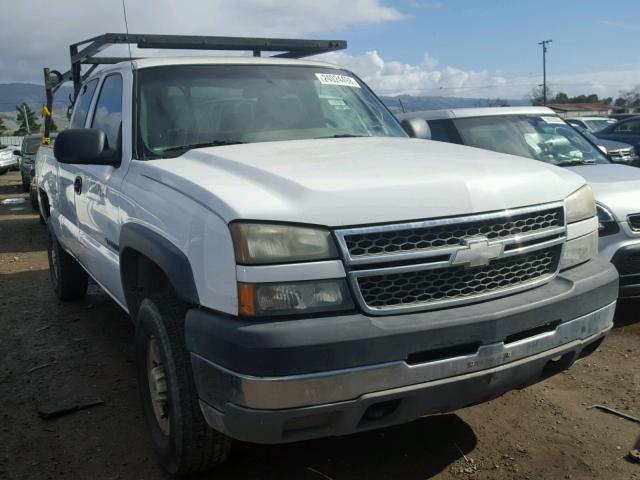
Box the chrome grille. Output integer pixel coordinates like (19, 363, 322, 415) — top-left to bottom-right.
(335, 202, 566, 315)
(628, 214, 640, 232)
(357, 246, 561, 311)
(609, 148, 634, 160)
(340, 205, 563, 263)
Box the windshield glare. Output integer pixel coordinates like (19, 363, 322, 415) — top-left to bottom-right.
(453, 115, 609, 166)
(136, 65, 405, 157)
(584, 119, 616, 132)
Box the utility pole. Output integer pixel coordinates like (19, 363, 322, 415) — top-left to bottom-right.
(538, 39, 552, 105)
(22, 105, 31, 134)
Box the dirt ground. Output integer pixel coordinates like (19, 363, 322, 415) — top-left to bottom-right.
(0, 170, 638, 480)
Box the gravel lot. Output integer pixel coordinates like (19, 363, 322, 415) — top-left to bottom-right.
(0, 170, 638, 480)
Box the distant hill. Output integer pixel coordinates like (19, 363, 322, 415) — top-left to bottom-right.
(0, 83, 74, 112)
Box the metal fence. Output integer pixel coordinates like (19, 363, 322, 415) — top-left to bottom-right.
(0, 136, 25, 147)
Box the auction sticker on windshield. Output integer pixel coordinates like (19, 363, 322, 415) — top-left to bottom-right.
(315, 73, 361, 88)
(541, 116, 566, 124)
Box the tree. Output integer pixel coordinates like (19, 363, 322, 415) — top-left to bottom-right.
(529, 84, 554, 106)
(614, 97, 627, 108)
(0, 116, 7, 135)
(49, 117, 58, 132)
(14, 103, 40, 135)
(619, 85, 640, 109)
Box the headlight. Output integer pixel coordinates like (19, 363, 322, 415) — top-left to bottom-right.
(238, 280, 353, 316)
(564, 185, 596, 223)
(230, 223, 337, 265)
(559, 231, 598, 270)
(596, 203, 619, 236)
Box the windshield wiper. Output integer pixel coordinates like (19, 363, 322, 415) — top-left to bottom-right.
(315, 134, 368, 139)
(556, 160, 597, 166)
(158, 140, 245, 154)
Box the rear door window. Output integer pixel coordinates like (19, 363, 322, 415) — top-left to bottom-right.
(69, 79, 99, 128)
(91, 74, 123, 150)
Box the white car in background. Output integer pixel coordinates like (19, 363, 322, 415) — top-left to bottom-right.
(399, 106, 640, 298)
(0, 144, 19, 174)
(566, 116, 617, 133)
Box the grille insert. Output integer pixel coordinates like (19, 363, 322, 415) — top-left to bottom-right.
(628, 214, 640, 232)
(356, 246, 561, 310)
(344, 207, 563, 259)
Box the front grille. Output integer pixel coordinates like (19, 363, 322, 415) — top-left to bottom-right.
(610, 148, 634, 159)
(343, 206, 563, 259)
(629, 214, 640, 232)
(357, 246, 561, 310)
(335, 202, 567, 315)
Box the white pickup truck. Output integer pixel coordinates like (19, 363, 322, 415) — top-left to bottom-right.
(35, 34, 618, 475)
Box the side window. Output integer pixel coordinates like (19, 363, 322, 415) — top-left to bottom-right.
(69, 79, 99, 129)
(614, 120, 640, 134)
(428, 119, 461, 143)
(92, 74, 123, 149)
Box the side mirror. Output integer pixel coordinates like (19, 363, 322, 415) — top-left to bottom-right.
(401, 118, 431, 140)
(13, 150, 21, 156)
(54, 129, 120, 166)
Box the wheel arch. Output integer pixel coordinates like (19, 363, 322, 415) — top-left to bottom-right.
(119, 223, 199, 319)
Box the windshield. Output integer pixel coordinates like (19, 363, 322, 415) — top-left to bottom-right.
(584, 119, 616, 132)
(452, 114, 609, 166)
(23, 138, 41, 155)
(135, 65, 405, 158)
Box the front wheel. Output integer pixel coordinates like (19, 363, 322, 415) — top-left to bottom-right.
(135, 295, 231, 475)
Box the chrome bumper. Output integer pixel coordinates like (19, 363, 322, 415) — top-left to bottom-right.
(192, 301, 615, 410)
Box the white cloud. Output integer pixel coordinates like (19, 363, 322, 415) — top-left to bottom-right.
(318, 50, 640, 99)
(318, 50, 510, 97)
(0, 0, 405, 83)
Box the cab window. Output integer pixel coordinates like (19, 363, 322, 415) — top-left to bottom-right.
(91, 74, 123, 150)
(69, 79, 99, 128)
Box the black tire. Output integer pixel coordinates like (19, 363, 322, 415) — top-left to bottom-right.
(0, 169, 7, 176)
(29, 188, 39, 211)
(22, 176, 30, 193)
(135, 295, 231, 475)
(47, 228, 88, 300)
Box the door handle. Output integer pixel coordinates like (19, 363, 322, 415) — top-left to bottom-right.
(74, 176, 82, 195)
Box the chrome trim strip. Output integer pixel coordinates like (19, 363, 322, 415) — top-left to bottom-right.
(236, 260, 346, 283)
(195, 301, 615, 409)
(334, 201, 565, 266)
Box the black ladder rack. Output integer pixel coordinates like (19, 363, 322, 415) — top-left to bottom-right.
(42, 33, 347, 141)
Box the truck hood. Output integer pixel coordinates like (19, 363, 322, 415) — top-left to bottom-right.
(567, 163, 640, 219)
(134, 137, 585, 226)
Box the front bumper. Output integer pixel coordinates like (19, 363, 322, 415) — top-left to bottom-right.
(611, 243, 640, 297)
(599, 226, 640, 297)
(186, 259, 618, 444)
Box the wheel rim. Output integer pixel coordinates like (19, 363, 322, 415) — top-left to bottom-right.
(147, 336, 170, 435)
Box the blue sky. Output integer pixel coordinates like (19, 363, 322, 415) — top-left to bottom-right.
(1, 0, 638, 99)
(336, 0, 640, 97)
(352, 0, 637, 77)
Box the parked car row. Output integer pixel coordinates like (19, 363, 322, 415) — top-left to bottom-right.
(398, 106, 640, 297)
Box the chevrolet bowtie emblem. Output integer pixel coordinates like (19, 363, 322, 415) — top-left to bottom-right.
(451, 237, 504, 268)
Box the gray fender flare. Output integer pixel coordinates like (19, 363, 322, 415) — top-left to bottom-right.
(119, 223, 199, 307)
